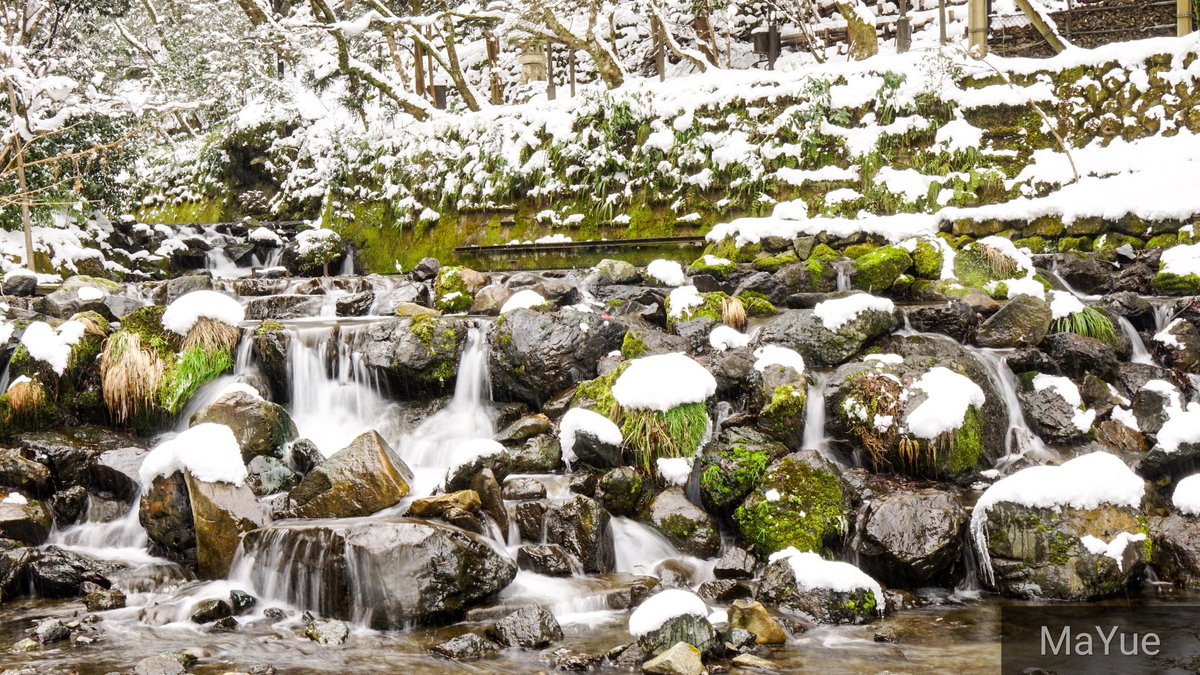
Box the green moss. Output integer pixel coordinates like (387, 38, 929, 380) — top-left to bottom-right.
(1048, 532, 1072, 565)
(667, 291, 729, 330)
(159, 347, 234, 415)
(704, 238, 760, 264)
(256, 320, 285, 337)
(621, 332, 647, 359)
(852, 245, 913, 292)
(1153, 272, 1200, 296)
(804, 244, 843, 290)
(687, 255, 736, 279)
(1057, 236, 1092, 253)
(912, 239, 943, 279)
(119, 306, 175, 359)
(699, 443, 771, 514)
(622, 402, 710, 476)
(752, 251, 798, 272)
(944, 406, 984, 476)
(760, 385, 807, 439)
(737, 292, 778, 317)
(734, 454, 845, 557)
(843, 243, 877, 260)
(1012, 236, 1047, 254)
(1145, 234, 1178, 249)
(434, 266, 473, 313)
(573, 363, 628, 419)
(953, 241, 1023, 290)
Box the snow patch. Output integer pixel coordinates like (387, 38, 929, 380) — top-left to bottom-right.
(611, 353, 716, 412)
(813, 294, 894, 331)
(500, 289, 547, 315)
(161, 291, 246, 335)
(139, 423, 248, 490)
(905, 367, 986, 439)
(628, 589, 709, 637)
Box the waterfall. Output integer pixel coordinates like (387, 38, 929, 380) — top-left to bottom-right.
(803, 371, 840, 466)
(834, 261, 852, 292)
(287, 325, 398, 457)
(394, 326, 494, 497)
(51, 497, 156, 564)
(1116, 315, 1155, 365)
(964, 346, 1054, 470)
(1153, 299, 1176, 332)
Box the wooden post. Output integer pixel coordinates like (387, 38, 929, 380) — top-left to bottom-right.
(939, 0, 948, 43)
(425, 28, 436, 99)
(486, 35, 503, 105)
(651, 16, 665, 81)
(568, 49, 576, 97)
(414, 40, 426, 98)
(1013, 0, 1066, 53)
(546, 42, 556, 101)
(967, 0, 988, 56)
(1180, 0, 1194, 35)
(897, 0, 912, 52)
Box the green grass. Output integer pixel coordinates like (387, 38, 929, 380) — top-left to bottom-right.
(1049, 306, 1117, 347)
(159, 347, 234, 415)
(621, 402, 710, 477)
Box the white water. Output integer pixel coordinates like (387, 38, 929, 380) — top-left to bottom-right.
(1116, 315, 1155, 365)
(835, 262, 852, 292)
(964, 346, 1056, 472)
(803, 371, 842, 467)
(51, 499, 157, 564)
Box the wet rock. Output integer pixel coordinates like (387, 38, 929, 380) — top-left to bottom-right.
(0, 494, 51, 545)
(1094, 419, 1148, 458)
(489, 605, 563, 648)
(637, 613, 717, 659)
(470, 285, 513, 315)
(287, 439, 322, 475)
(516, 544, 575, 576)
(564, 424, 623, 469)
(749, 357, 807, 444)
(246, 455, 298, 496)
(335, 291, 374, 317)
(1153, 318, 1200, 374)
(697, 579, 751, 603)
(489, 308, 626, 406)
(33, 618, 69, 644)
(133, 654, 188, 675)
(851, 486, 967, 586)
(506, 434, 562, 473)
(407, 490, 482, 518)
(501, 477, 546, 500)
(48, 485, 87, 528)
(642, 642, 704, 675)
(1040, 332, 1118, 380)
(1, 270, 36, 297)
(975, 295, 1053, 348)
(1151, 513, 1200, 587)
(595, 467, 647, 517)
(0, 449, 51, 496)
(755, 304, 896, 367)
(696, 427, 788, 516)
(83, 587, 126, 611)
(230, 589, 256, 614)
(430, 632, 497, 660)
(411, 257, 440, 282)
(9, 636, 38, 653)
(288, 430, 414, 519)
(714, 547, 757, 580)
(471, 468, 509, 540)
(495, 414, 551, 445)
(728, 599, 786, 645)
(43, 276, 117, 318)
(733, 451, 846, 557)
(191, 598, 233, 623)
(644, 487, 720, 558)
(443, 443, 511, 493)
(393, 301, 439, 318)
(757, 555, 881, 624)
(513, 501, 546, 541)
(305, 618, 350, 645)
(545, 495, 614, 574)
(91, 446, 147, 501)
(596, 259, 641, 285)
(186, 474, 270, 579)
(1016, 375, 1093, 444)
(192, 391, 297, 458)
(731, 653, 778, 670)
(360, 316, 467, 394)
(0, 544, 111, 599)
(979, 500, 1147, 599)
(240, 518, 518, 626)
(17, 427, 129, 491)
(1052, 252, 1112, 295)
(210, 616, 240, 632)
(712, 347, 757, 397)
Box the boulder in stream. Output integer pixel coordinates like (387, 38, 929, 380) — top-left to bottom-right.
(191, 391, 297, 462)
(754, 297, 896, 367)
(288, 430, 414, 519)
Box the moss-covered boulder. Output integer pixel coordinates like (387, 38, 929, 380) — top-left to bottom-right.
(288, 431, 414, 519)
(642, 487, 721, 558)
(698, 427, 789, 516)
(751, 352, 808, 444)
(733, 450, 846, 557)
(756, 549, 882, 623)
(852, 246, 912, 293)
(775, 244, 843, 293)
(688, 254, 736, 279)
(434, 266, 485, 313)
(360, 315, 467, 393)
(754, 300, 897, 368)
(952, 239, 1031, 296)
(911, 239, 944, 279)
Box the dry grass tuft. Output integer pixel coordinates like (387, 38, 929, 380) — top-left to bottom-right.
(182, 317, 242, 355)
(721, 296, 747, 332)
(101, 332, 166, 425)
(6, 378, 46, 422)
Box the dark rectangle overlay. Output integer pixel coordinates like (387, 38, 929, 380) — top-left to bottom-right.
(1002, 605, 1200, 674)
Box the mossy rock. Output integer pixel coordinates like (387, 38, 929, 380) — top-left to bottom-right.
(1153, 272, 1200, 296)
(733, 450, 846, 557)
(698, 427, 789, 516)
(572, 363, 629, 419)
(687, 255, 736, 280)
(759, 384, 807, 445)
(704, 239, 760, 264)
(434, 266, 474, 313)
(666, 291, 729, 331)
(752, 251, 798, 273)
(952, 240, 1024, 291)
(843, 244, 877, 260)
(737, 292, 778, 317)
(911, 239, 944, 279)
(1146, 233, 1179, 250)
(853, 246, 913, 293)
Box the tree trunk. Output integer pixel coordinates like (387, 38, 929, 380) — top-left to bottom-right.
(6, 80, 33, 271)
(438, 13, 480, 110)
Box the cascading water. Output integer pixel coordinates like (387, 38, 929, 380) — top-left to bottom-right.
(51, 498, 152, 563)
(803, 371, 839, 466)
(1117, 315, 1155, 365)
(964, 346, 1056, 471)
(286, 324, 400, 456)
(835, 261, 852, 292)
(394, 325, 495, 497)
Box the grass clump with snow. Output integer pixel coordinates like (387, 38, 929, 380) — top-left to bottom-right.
(434, 266, 474, 313)
(1049, 305, 1117, 347)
